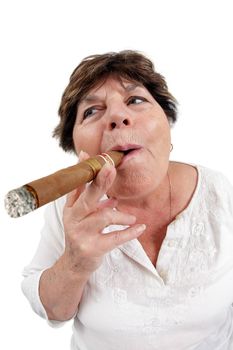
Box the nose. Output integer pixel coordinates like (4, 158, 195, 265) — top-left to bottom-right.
(109, 117, 130, 130)
(106, 104, 132, 131)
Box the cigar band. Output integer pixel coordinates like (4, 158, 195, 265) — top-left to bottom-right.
(101, 153, 115, 166)
(85, 158, 102, 177)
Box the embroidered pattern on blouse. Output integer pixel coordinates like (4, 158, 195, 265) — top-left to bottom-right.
(80, 166, 232, 344)
(92, 218, 218, 340)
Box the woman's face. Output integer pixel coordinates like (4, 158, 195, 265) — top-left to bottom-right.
(73, 77, 171, 199)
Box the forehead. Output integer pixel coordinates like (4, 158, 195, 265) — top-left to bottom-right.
(80, 77, 146, 102)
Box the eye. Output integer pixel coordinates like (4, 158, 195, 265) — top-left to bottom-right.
(83, 107, 98, 119)
(127, 96, 147, 105)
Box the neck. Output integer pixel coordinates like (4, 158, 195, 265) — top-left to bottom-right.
(115, 170, 172, 225)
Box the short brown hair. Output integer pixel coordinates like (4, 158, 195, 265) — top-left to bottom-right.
(53, 50, 178, 153)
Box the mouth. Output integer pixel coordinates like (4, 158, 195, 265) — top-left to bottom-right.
(110, 144, 142, 154)
(108, 144, 143, 166)
(121, 149, 135, 156)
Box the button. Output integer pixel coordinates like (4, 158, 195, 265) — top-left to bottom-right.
(159, 270, 166, 279)
(167, 240, 176, 247)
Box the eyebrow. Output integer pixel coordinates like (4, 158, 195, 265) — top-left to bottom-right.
(80, 95, 100, 104)
(124, 83, 141, 92)
(80, 83, 142, 106)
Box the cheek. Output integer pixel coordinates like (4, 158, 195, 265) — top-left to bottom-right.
(72, 124, 101, 156)
(72, 127, 84, 153)
(147, 115, 171, 146)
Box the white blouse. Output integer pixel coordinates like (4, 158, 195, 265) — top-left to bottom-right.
(22, 164, 233, 350)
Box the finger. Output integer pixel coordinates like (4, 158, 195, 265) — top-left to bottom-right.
(73, 163, 117, 219)
(97, 197, 118, 211)
(101, 224, 146, 252)
(66, 184, 86, 208)
(79, 208, 136, 232)
(85, 163, 116, 205)
(93, 162, 116, 189)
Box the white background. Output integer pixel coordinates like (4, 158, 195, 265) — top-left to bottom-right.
(0, 0, 233, 348)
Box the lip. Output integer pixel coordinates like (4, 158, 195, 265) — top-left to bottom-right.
(109, 144, 142, 152)
(119, 148, 143, 167)
(107, 144, 143, 168)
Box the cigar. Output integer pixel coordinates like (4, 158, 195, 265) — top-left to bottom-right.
(5, 151, 123, 218)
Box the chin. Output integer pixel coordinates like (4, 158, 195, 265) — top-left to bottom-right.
(109, 167, 158, 199)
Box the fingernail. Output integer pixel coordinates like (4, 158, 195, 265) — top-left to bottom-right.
(135, 224, 146, 233)
(79, 150, 90, 162)
(79, 150, 84, 158)
(127, 215, 136, 224)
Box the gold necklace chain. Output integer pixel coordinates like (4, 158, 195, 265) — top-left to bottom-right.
(167, 171, 172, 222)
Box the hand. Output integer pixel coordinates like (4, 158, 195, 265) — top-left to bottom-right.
(62, 150, 146, 274)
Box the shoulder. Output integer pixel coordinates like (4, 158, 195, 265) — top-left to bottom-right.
(197, 164, 233, 214)
(170, 160, 233, 195)
(198, 164, 232, 186)
(169, 161, 233, 217)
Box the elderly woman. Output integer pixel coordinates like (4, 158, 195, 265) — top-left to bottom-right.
(22, 51, 233, 350)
